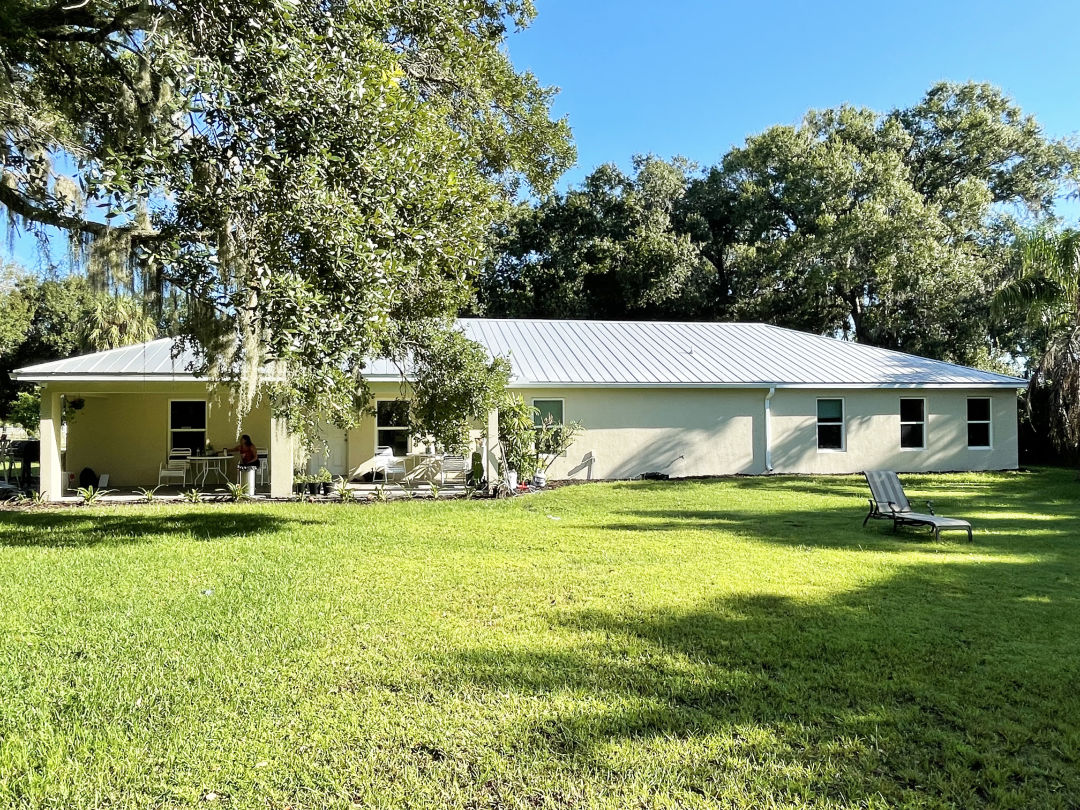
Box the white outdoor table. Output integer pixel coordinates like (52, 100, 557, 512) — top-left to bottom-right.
(188, 455, 230, 487)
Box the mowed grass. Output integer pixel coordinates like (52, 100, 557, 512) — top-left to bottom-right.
(1, 470, 1079, 809)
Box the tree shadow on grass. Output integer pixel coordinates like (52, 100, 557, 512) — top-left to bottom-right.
(0, 510, 323, 548)
(441, 557, 1080, 805)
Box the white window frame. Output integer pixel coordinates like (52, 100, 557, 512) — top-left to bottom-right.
(531, 398, 565, 427)
(168, 399, 207, 455)
(899, 397, 926, 451)
(374, 398, 411, 455)
(815, 397, 846, 453)
(532, 398, 568, 458)
(967, 397, 993, 450)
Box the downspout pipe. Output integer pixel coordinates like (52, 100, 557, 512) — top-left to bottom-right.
(763, 386, 776, 473)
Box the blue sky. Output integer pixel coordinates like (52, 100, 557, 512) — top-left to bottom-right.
(508, 0, 1080, 195)
(6, 0, 1080, 268)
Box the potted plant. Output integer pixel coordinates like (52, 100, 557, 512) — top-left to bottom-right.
(497, 395, 539, 491)
(317, 467, 333, 496)
(532, 414, 582, 488)
(293, 471, 306, 496)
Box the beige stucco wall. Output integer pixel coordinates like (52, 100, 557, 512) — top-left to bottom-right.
(52, 380, 1020, 487)
(509, 387, 766, 479)
(768, 388, 1018, 474)
(265, 384, 1022, 481)
(509, 386, 1017, 480)
(60, 382, 273, 487)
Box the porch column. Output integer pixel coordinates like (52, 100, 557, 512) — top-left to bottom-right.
(39, 386, 63, 501)
(268, 414, 292, 499)
(484, 407, 501, 488)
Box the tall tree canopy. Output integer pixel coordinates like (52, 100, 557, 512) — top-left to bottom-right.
(479, 82, 1076, 369)
(480, 157, 711, 319)
(0, 269, 158, 420)
(1, 0, 573, 440)
(995, 229, 1080, 457)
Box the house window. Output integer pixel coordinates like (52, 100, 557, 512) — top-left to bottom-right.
(375, 400, 410, 456)
(169, 400, 206, 456)
(968, 398, 991, 448)
(900, 398, 925, 449)
(816, 398, 845, 451)
(532, 399, 564, 427)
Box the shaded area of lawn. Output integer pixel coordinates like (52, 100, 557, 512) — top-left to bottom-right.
(0, 468, 1077, 808)
(0, 509, 324, 547)
(447, 558, 1079, 805)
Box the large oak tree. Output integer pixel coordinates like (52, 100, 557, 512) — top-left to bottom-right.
(1, 0, 573, 444)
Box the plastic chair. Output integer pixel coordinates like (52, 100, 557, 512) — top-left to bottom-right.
(373, 446, 406, 482)
(440, 454, 468, 485)
(158, 459, 188, 487)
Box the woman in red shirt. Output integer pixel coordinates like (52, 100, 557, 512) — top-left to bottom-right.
(228, 434, 258, 468)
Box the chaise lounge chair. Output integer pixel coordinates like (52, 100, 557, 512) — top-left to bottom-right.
(863, 470, 972, 542)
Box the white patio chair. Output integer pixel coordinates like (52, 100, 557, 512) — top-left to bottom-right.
(169, 447, 192, 460)
(440, 454, 468, 485)
(158, 459, 188, 487)
(255, 452, 269, 486)
(373, 446, 406, 482)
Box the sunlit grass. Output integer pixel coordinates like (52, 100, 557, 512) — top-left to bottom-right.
(1, 468, 1078, 808)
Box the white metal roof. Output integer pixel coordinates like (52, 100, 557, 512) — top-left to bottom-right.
(12, 319, 1025, 388)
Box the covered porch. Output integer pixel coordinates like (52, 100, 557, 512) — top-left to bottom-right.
(34, 381, 294, 501)
(13, 340, 505, 502)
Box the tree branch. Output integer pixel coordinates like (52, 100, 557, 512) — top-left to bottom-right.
(0, 181, 201, 245)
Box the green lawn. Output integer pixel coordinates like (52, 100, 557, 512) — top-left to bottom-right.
(1, 469, 1078, 809)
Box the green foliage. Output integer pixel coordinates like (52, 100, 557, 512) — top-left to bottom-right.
(13, 489, 47, 506)
(7, 391, 39, 434)
(181, 489, 202, 504)
(479, 82, 1076, 370)
(225, 483, 252, 503)
(496, 393, 583, 481)
(0, 0, 574, 439)
(335, 477, 358, 503)
(135, 486, 161, 504)
(75, 486, 112, 505)
(404, 324, 512, 452)
(0, 272, 159, 418)
(497, 394, 540, 481)
(371, 484, 388, 503)
(480, 157, 711, 319)
(995, 229, 1080, 455)
(534, 415, 583, 476)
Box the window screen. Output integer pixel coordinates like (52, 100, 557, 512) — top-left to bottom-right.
(169, 401, 206, 455)
(816, 399, 844, 450)
(967, 398, 991, 448)
(900, 398, 925, 449)
(532, 399, 564, 427)
(376, 400, 410, 456)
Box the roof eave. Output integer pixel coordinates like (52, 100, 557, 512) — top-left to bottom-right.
(505, 380, 1026, 389)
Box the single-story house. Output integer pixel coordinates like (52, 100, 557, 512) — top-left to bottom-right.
(12, 318, 1025, 500)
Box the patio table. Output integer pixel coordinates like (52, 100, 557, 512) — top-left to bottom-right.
(188, 454, 230, 487)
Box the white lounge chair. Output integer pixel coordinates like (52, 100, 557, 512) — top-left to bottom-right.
(863, 470, 972, 542)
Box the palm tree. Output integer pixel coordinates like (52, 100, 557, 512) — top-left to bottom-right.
(81, 295, 159, 351)
(994, 229, 1080, 457)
